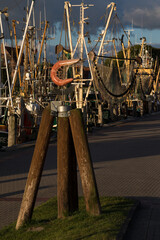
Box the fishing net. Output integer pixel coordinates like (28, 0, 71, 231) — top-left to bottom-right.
(93, 62, 135, 101)
(135, 74, 153, 96)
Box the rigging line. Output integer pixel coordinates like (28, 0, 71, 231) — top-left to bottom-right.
(6, 0, 25, 20)
(91, 10, 117, 52)
(3, 14, 13, 49)
(69, 4, 74, 31)
(91, 12, 116, 52)
(91, 36, 100, 52)
(13, 0, 26, 19)
(106, 11, 117, 39)
(4, 0, 24, 11)
(64, 11, 69, 49)
(14, 0, 25, 10)
(2, 80, 8, 87)
(104, 4, 108, 25)
(6, 21, 25, 46)
(94, 53, 139, 62)
(6, 21, 24, 32)
(115, 13, 133, 47)
(6, 13, 27, 35)
(59, 9, 65, 45)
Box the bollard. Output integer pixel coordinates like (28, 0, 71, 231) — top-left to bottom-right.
(16, 104, 54, 230)
(57, 105, 78, 218)
(98, 103, 103, 126)
(69, 109, 101, 216)
(8, 113, 16, 147)
(132, 101, 137, 117)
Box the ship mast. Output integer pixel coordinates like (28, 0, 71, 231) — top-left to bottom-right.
(125, 28, 134, 83)
(0, 9, 13, 108)
(85, 2, 116, 104)
(71, 2, 94, 109)
(64, 2, 94, 109)
(78, 2, 86, 109)
(11, 0, 35, 93)
(95, 2, 116, 64)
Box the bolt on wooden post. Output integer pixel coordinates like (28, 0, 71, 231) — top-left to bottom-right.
(57, 105, 78, 218)
(69, 108, 101, 216)
(16, 104, 54, 230)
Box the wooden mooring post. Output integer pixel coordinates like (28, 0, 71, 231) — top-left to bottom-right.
(8, 113, 16, 147)
(16, 104, 54, 230)
(69, 109, 101, 216)
(57, 105, 78, 218)
(16, 105, 100, 229)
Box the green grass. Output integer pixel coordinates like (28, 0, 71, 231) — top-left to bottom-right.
(0, 197, 135, 240)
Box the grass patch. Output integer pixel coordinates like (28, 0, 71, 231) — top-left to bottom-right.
(0, 197, 135, 240)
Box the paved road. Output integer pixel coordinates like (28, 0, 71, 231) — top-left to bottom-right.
(1, 113, 160, 238)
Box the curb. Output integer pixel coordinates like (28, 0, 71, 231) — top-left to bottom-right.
(116, 200, 140, 240)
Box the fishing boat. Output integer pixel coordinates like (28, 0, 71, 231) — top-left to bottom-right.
(88, 3, 159, 118)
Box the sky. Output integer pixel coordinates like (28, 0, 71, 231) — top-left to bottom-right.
(1, 0, 160, 61)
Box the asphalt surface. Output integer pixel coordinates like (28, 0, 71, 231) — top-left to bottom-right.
(1, 113, 160, 239)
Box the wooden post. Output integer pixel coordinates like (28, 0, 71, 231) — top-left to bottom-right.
(57, 106, 78, 218)
(16, 104, 54, 230)
(108, 101, 114, 121)
(69, 109, 101, 216)
(98, 103, 103, 126)
(148, 100, 152, 114)
(133, 101, 137, 117)
(8, 113, 16, 147)
(140, 100, 144, 116)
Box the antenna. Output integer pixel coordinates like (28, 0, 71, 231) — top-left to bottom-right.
(135, 34, 137, 45)
(33, 6, 35, 27)
(40, 11, 41, 29)
(141, 15, 143, 39)
(27, 0, 29, 10)
(44, 0, 46, 22)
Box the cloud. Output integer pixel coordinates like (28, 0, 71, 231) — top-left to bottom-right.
(123, 6, 160, 29)
(1, 0, 160, 41)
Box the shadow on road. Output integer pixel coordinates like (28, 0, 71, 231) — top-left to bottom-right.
(123, 196, 160, 240)
(0, 184, 55, 198)
(1, 113, 160, 177)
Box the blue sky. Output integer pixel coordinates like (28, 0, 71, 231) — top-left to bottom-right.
(134, 28, 160, 48)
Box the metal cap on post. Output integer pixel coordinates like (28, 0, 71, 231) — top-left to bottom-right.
(58, 105, 70, 118)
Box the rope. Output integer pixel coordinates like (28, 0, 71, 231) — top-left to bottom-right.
(94, 53, 139, 62)
(59, 10, 65, 45)
(64, 11, 69, 49)
(115, 14, 133, 47)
